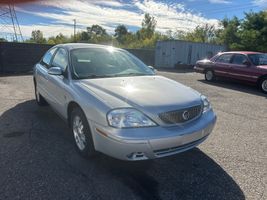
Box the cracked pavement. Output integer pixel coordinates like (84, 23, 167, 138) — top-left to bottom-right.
(0, 71, 266, 200)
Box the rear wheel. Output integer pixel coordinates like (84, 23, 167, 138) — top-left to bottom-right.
(34, 82, 47, 106)
(260, 78, 267, 94)
(205, 70, 215, 81)
(71, 107, 96, 158)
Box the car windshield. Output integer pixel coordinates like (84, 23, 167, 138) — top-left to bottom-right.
(70, 47, 155, 79)
(248, 54, 267, 66)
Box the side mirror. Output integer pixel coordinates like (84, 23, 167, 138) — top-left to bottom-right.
(148, 65, 157, 73)
(243, 60, 251, 66)
(48, 67, 63, 76)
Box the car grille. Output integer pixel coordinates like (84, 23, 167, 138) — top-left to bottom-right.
(153, 135, 208, 157)
(159, 105, 202, 124)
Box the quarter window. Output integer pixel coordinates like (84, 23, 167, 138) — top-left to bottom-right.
(51, 48, 68, 71)
(216, 54, 232, 64)
(42, 48, 57, 67)
(232, 54, 248, 65)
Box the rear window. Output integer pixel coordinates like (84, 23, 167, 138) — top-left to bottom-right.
(248, 54, 267, 65)
(232, 54, 248, 65)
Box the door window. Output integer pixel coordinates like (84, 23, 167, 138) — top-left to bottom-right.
(42, 48, 57, 67)
(232, 54, 248, 65)
(216, 54, 232, 64)
(51, 48, 68, 71)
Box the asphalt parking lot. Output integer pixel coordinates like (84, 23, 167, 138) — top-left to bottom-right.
(0, 71, 266, 200)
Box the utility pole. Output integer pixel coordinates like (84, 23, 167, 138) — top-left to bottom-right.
(73, 19, 76, 42)
(0, 4, 23, 42)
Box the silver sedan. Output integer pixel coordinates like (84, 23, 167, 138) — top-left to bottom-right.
(33, 43, 216, 161)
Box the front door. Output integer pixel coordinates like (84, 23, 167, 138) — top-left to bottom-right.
(36, 48, 57, 100)
(46, 48, 69, 118)
(213, 53, 233, 77)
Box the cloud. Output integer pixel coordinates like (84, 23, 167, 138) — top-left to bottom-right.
(252, 0, 267, 6)
(16, 0, 219, 38)
(93, 0, 125, 7)
(1, 23, 82, 39)
(208, 0, 231, 3)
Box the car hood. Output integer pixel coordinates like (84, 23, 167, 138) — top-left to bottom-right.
(78, 75, 202, 115)
(257, 65, 267, 70)
(196, 59, 212, 64)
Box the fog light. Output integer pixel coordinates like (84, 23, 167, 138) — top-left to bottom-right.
(127, 152, 148, 160)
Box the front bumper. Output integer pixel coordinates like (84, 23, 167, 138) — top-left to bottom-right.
(90, 110, 216, 161)
(194, 66, 205, 73)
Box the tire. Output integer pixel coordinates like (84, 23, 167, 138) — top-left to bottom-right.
(34, 82, 47, 106)
(259, 78, 267, 94)
(71, 107, 96, 158)
(204, 70, 215, 81)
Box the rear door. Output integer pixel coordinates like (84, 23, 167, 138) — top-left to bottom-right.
(213, 53, 233, 77)
(229, 54, 258, 84)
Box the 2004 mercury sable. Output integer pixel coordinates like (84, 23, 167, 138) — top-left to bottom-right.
(33, 43, 216, 161)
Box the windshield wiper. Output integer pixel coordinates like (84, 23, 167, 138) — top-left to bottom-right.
(78, 73, 152, 79)
(115, 72, 150, 77)
(78, 74, 114, 79)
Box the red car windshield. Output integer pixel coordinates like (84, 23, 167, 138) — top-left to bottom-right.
(248, 54, 267, 66)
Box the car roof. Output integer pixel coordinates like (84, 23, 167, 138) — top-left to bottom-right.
(220, 51, 264, 55)
(53, 43, 121, 51)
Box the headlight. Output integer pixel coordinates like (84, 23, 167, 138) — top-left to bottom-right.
(201, 95, 211, 113)
(107, 108, 157, 128)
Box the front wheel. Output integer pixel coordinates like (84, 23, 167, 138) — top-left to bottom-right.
(71, 107, 96, 158)
(260, 78, 267, 94)
(205, 70, 215, 81)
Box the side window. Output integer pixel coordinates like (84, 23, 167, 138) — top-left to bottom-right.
(51, 48, 68, 71)
(232, 54, 248, 65)
(42, 48, 57, 67)
(216, 54, 232, 64)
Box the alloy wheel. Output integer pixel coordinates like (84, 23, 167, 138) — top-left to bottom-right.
(205, 70, 214, 81)
(73, 115, 86, 151)
(261, 79, 267, 93)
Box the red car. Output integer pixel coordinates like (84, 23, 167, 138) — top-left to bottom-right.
(194, 51, 267, 93)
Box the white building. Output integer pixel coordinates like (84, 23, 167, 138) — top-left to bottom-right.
(155, 40, 226, 68)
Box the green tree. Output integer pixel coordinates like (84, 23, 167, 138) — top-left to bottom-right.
(30, 30, 46, 44)
(237, 11, 267, 51)
(0, 38, 7, 42)
(184, 24, 219, 43)
(87, 25, 107, 37)
(114, 25, 128, 44)
(138, 13, 157, 39)
(86, 25, 112, 44)
(80, 31, 90, 41)
(46, 33, 70, 44)
(47, 37, 56, 45)
(218, 16, 240, 49)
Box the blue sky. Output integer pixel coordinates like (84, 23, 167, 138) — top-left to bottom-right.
(1, 0, 267, 39)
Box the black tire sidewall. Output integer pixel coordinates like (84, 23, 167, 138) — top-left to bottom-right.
(71, 108, 96, 157)
(34, 83, 46, 106)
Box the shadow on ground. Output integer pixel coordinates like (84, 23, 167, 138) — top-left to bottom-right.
(0, 100, 245, 200)
(198, 78, 267, 98)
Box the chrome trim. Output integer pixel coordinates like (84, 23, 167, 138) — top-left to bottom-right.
(159, 104, 203, 125)
(214, 70, 258, 79)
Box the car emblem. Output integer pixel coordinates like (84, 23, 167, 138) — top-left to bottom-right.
(182, 110, 190, 120)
